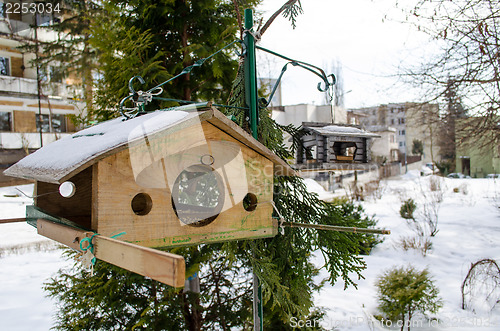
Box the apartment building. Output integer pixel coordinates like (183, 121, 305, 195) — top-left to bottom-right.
(349, 102, 441, 164)
(0, 3, 85, 182)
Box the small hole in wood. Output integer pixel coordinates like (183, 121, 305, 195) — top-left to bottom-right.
(243, 193, 258, 212)
(131, 193, 153, 216)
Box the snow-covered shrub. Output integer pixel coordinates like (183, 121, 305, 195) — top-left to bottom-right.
(462, 259, 500, 313)
(399, 198, 417, 220)
(459, 183, 469, 195)
(429, 176, 442, 193)
(417, 178, 443, 237)
(365, 179, 386, 200)
(376, 265, 442, 331)
(398, 236, 432, 256)
(346, 182, 364, 201)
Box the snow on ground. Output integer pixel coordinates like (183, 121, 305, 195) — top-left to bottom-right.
(1, 177, 500, 330)
(0, 184, 69, 331)
(312, 175, 500, 330)
(303, 178, 337, 201)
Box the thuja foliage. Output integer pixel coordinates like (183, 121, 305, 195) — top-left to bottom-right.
(375, 265, 442, 331)
(46, 247, 253, 330)
(46, 194, 375, 330)
(91, 0, 261, 120)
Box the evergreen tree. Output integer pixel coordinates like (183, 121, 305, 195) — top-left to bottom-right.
(376, 265, 442, 331)
(411, 139, 423, 156)
(44, 1, 381, 329)
(439, 79, 466, 164)
(91, 0, 260, 120)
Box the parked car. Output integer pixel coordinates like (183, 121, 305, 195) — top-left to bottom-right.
(447, 173, 465, 178)
(425, 163, 440, 174)
(487, 174, 500, 178)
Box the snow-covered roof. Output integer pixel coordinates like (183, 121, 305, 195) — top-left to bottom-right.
(306, 125, 380, 138)
(5, 103, 295, 183)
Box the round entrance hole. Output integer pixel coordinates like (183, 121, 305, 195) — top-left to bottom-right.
(243, 193, 258, 211)
(131, 193, 153, 215)
(171, 164, 225, 227)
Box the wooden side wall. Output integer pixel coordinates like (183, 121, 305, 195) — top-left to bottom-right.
(36, 167, 93, 229)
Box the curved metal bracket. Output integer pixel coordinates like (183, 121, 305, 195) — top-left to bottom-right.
(256, 45, 336, 108)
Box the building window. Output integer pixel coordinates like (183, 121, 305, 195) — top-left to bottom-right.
(390, 134, 395, 143)
(50, 66, 63, 83)
(40, 66, 64, 83)
(36, 114, 67, 133)
(391, 119, 394, 125)
(0, 57, 10, 76)
(392, 150, 399, 160)
(0, 111, 11, 131)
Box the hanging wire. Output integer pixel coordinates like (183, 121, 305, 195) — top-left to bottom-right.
(119, 39, 243, 119)
(154, 97, 248, 111)
(118, 38, 337, 119)
(16, 187, 58, 199)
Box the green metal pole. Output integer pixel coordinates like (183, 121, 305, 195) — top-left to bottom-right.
(244, 8, 259, 139)
(243, 8, 263, 331)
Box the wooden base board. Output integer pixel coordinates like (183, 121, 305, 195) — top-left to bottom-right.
(37, 219, 185, 287)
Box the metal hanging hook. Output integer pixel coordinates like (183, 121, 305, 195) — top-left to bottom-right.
(129, 75, 145, 95)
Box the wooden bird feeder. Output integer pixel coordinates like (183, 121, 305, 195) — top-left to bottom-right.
(4, 102, 294, 287)
(296, 122, 380, 169)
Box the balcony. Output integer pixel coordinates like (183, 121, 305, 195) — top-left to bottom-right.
(0, 132, 72, 149)
(0, 18, 31, 38)
(0, 13, 60, 42)
(0, 76, 83, 100)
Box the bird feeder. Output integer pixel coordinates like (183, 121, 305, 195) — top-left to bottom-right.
(4, 102, 294, 287)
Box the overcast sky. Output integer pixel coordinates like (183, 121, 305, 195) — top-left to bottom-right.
(255, 0, 431, 109)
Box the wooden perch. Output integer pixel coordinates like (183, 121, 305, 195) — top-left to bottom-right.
(0, 218, 26, 224)
(282, 221, 391, 235)
(37, 219, 185, 287)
